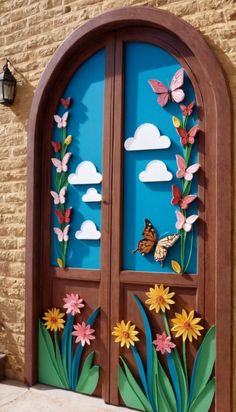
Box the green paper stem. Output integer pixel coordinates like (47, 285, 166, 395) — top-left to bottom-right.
(161, 312, 171, 337)
(182, 340, 188, 387)
(185, 144, 192, 166)
(184, 230, 194, 273)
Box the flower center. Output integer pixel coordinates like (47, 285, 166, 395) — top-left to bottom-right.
(122, 331, 129, 339)
(183, 321, 191, 330)
(51, 316, 57, 324)
(156, 296, 164, 304)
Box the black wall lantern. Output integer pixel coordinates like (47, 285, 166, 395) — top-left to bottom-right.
(0, 59, 17, 106)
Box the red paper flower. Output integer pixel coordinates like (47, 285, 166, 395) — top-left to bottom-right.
(153, 331, 176, 354)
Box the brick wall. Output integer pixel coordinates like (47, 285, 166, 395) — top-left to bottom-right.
(0, 0, 235, 401)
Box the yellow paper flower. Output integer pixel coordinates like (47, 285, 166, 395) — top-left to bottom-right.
(171, 309, 204, 342)
(43, 308, 65, 332)
(65, 135, 72, 145)
(145, 284, 175, 313)
(112, 320, 139, 349)
(172, 116, 181, 128)
(57, 258, 63, 268)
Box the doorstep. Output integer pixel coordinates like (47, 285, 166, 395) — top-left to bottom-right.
(0, 380, 135, 412)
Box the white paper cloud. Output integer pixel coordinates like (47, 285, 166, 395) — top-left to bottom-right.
(68, 161, 102, 185)
(124, 123, 171, 151)
(139, 160, 173, 182)
(82, 188, 102, 202)
(75, 220, 101, 240)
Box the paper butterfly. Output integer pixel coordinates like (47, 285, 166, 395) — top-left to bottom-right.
(133, 219, 179, 266)
(51, 152, 71, 173)
(51, 141, 61, 153)
(61, 97, 71, 109)
(176, 155, 200, 181)
(171, 184, 197, 210)
(148, 68, 185, 107)
(180, 101, 195, 116)
(54, 112, 68, 128)
(55, 208, 72, 224)
(53, 225, 70, 242)
(175, 211, 198, 232)
(176, 125, 199, 146)
(50, 187, 67, 205)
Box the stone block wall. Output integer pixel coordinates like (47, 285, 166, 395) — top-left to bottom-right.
(0, 0, 235, 404)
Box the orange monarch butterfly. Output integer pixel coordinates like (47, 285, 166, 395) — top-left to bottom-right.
(133, 219, 179, 266)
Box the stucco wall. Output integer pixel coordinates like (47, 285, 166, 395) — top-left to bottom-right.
(0, 0, 235, 404)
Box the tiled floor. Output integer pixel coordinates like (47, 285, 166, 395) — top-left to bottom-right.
(0, 380, 134, 412)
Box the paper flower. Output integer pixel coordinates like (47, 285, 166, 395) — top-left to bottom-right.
(65, 135, 72, 145)
(172, 116, 181, 128)
(112, 320, 139, 349)
(43, 308, 65, 332)
(72, 322, 95, 346)
(57, 258, 63, 268)
(153, 331, 176, 354)
(63, 293, 85, 316)
(171, 309, 204, 342)
(145, 284, 175, 313)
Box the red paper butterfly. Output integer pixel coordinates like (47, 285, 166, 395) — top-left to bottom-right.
(176, 125, 199, 146)
(148, 68, 185, 107)
(61, 97, 71, 109)
(55, 208, 72, 224)
(51, 141, 61, 153)
(180, 101, 195, 116)
(171, 185, 197, 210)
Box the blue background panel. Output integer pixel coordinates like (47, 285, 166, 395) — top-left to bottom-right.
(122, 42, 199, 273)
(51, 49, 105, 269)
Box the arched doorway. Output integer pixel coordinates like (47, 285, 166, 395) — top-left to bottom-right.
(26, 7, 231, 410)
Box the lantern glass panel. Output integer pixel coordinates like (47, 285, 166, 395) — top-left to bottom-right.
(0, 81, 3, 100)
(3, 80, 15, 100)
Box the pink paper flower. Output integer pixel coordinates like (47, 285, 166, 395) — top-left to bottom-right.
(63, 293, 85, 316)
(153, 331, 176, 355)
(72, 322, 95, 346)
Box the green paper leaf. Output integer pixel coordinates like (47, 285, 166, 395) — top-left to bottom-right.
(118, 364, 145, 411)
(38, 320, 65, 388)
(189, 326, 216, 404)
(188, 378, 215, 412)
(172, 348, 188, 412)
(76, 365, 100, 395)
(155, 350, 177, 412)
(120, 357, 153, 412)
(152, 348, 158, 412)
(76, 351, 95, 391)
(54, 332, 69, 389)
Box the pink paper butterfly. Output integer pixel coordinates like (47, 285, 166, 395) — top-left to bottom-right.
(51, 153, 71, 173)
(54, 112, 68, 128)
(175, 210, 198, 232)
(176, 125, 199, 146)
(50, 187, 67, 205)
(53, 225, 70, 242)
(148, 68, 185, 107)
(171, 184, 197, 210)
(176, 155, 200, 181)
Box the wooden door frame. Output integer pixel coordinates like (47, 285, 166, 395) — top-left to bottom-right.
(25, 6, 232, 410)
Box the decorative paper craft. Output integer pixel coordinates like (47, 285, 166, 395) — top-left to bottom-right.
(50, 187, 67, 205)
(68, 161, 102, 185)
(54, 112, 68, 128)
(176, 155, 200, 181)
(148, 68, 185, 107)
(51, 152, 72, 173)
(75, 220, 101, 240)
(53, 225, 70, 242)
(176, 125, 199, 146)
(55, 208, 72, 224)
(175, 210, 198, 232)
(171, 184, 197, 210)
(139, 160, 173, 182)
(61, 97, 71, 109)
(124, 123, 171, 151)
(133, 219, 179, 266)
(180, 100, 194, 116)
(113, 287, 216, 412)
(82, 188, 102, 203)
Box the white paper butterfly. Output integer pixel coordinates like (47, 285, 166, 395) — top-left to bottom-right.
(50, 187, 67, 205)
(175, 210, 198, 232)
(54, 112, 68, 128)
(51, 153, 71, 173)
(176, 155, 200, 181)
(53, 225, 70, 242)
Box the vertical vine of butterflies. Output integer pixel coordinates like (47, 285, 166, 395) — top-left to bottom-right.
(140, 68, 200, 274)
(50, 97, 73, 268)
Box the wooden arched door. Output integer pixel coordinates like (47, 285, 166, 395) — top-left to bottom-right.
(26, 7, 231, 411)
